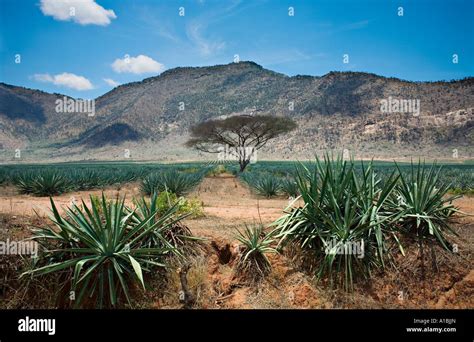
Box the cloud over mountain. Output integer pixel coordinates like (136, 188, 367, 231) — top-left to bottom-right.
(111, 55, 165, 75)
(33, 72, 94, 91)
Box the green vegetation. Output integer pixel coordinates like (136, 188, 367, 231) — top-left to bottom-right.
(232, 160, 473, 195)
(388, 162, 460, 250)
(1, 158, 471, 301)
(273, 156, 463, 291)
(235, 225, 277, 280)
(240, 173, 282, 197)
(14, 171, 72, 196)
(2, 160, 472, 196)
(135, 191, 204, 220)
(131, 192, 199, 253)
(22, 194, 190, 308)
(0, 169, 7, 185)
(0, 162, 209, 197)
(280, 177, 299, 197)
(274, 156, 402, 290)
(140, 170, 204, 196)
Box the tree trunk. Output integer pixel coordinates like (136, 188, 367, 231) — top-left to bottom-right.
(239, 159, 250, 172)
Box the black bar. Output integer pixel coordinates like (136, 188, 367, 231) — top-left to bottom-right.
(0, 309, 472, 341)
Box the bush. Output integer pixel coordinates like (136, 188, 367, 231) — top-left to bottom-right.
(132, 192, 202, 253)
(388, 162, 460, 250)
(241, 173, 282, 198)
(141, 170, 203, 196)
(14, 171, 72, 196)
(209, 164, 227, 176)
(280, 177, 299, 197)
(235, 225, 277, 281)
(177, 197, 205, 218)
(145, 191, 204, 218)
(22, 194, 189, 308)
(274, 156, 402, 290)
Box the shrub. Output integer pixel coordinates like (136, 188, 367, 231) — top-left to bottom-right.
(241, 173, 282, 198)
(22, 194, 187, 308)
(274, 156, 402, 290)
(14, 171, 71, 196)
(137, 191, 204, 219)
(209, 164, 227, 176)
(388, 162, 460, 250)
(235, 225, 277, 281)
(176, 196, 205, 218)
(141, 170, 203, 196)
(131, 192, 201, 253)
(280, 177, 299, 197)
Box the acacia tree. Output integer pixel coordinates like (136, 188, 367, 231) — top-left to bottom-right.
(186, 115, 297, 172)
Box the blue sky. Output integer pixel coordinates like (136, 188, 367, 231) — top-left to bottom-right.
(0, 0, 473, 99)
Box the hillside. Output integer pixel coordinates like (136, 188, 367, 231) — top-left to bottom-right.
(0, 61, 473, 162)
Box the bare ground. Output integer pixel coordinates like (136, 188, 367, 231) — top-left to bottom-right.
(0, 174, 473, 309)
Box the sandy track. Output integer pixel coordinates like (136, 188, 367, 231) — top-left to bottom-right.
(0, 175, 471, 232)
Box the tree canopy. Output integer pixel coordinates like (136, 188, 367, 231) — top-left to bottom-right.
(186, 115, 297, 171)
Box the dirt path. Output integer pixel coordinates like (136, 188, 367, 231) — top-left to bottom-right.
(0, 175, 293, 239)
(0, 184, 142, 217)
(186, 175, 293, 239)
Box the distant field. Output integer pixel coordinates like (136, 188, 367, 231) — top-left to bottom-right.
(1, 159, 473, 195)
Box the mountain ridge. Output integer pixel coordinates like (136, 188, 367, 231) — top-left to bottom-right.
(3, 61, 474, 102)
(1, 61, 473, 162)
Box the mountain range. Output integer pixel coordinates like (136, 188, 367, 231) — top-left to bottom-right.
(1, 61, 473, 162)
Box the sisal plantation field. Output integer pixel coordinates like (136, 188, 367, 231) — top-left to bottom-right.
(0, 158, 473, 309)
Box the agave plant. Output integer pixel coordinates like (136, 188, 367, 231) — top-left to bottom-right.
(235, 225, 277, 280)
(280, 177, 299, 197)
(131, 192, 196, 253)
(241, 173, 282, 198)
(274, 155, 402, 291)
(22, 194, 186, 308)
(13, 172, 36, 194)
(69, 169, 104, 190)
(14, 171, 71, 196)
(0, 169, 8, 185)
(140, 170, 203, 196)
(32, 172, 72, 196)
(389, 161, 460, 250)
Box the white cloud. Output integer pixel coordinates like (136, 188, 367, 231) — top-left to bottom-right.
(103, 78, 120, 87)
(186, 21, 225, 57)
(32, 73, 54, 82)
(111, 55, 165, 74)
(40, 0, 116, 26)
(33, 72, 94, 91)
(183, 1, 248, 57)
